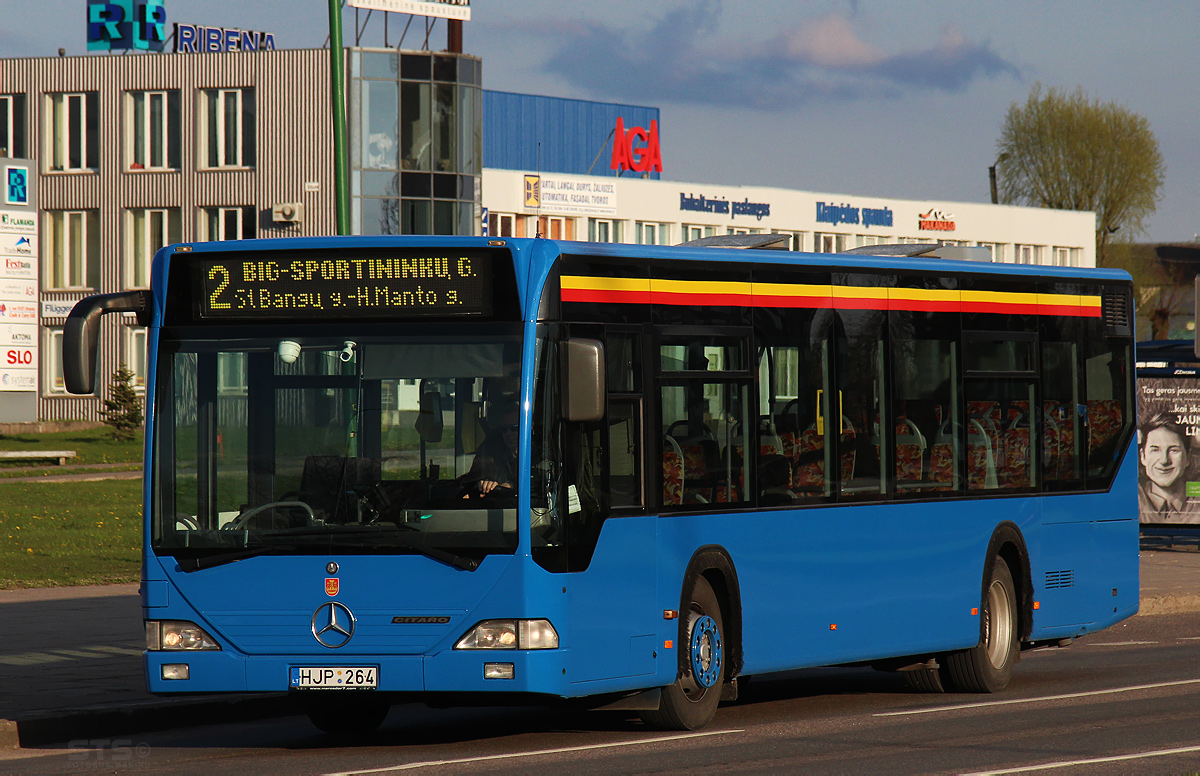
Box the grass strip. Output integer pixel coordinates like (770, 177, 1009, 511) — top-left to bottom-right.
(0, 479, 142, 589)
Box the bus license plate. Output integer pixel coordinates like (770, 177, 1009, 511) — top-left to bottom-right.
(289, 666, 377, 690)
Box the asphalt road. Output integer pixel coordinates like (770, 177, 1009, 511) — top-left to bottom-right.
(5, 611, 1199, 775)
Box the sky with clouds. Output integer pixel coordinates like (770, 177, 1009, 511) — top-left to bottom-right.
(4, 0, 1197, 242)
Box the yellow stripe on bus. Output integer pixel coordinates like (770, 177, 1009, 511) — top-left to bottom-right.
(561, 275, 650, 292)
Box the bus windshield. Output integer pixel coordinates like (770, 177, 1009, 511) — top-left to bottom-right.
(153, 326, 523, 564)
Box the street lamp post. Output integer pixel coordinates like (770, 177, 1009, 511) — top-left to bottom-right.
(989, 153, 1009, 205)
(328, 0, 349, 236)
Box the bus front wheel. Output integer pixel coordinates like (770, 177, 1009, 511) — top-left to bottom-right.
(640, 575, 725, 731)
(943, 558, 1018, 693)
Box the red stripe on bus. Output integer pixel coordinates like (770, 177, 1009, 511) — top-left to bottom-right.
(749, 295, 835, 309)
(888, 299, 961, 313)
(962, 302, 1040, 316)
(652, 292, 755, 307)
(561, 288, 654, 305)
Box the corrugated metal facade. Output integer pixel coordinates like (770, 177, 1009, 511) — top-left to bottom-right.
(482, 91, 660, 179)
(0, 49, 334, 422)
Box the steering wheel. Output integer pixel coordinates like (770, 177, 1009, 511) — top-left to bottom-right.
(224, 501, 315, 530)
(175, 513, 200, 531)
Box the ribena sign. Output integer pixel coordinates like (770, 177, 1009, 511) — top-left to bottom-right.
(610, 118, 662, 174)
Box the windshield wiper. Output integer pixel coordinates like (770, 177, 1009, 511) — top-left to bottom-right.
(178, 545, 287, 572)
(176, 528, 478, 573)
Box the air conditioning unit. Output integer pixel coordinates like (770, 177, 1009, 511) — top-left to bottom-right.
(272, 202, 304, 223)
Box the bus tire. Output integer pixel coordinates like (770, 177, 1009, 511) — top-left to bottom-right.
(943, 558, 1018, 693)
(640, 575, 725, 731)
(305, 694, 391, 736)
(902, 665, 946, 693)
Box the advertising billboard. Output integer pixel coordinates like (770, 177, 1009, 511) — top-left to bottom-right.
(1136, 343, 1200, 526)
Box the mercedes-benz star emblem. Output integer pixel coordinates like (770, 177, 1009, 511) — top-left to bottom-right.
(311, 602, 356, 648)
(326, 561, 339, 574)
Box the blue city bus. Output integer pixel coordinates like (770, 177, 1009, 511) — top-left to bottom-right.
(64, 236, 1139, 733)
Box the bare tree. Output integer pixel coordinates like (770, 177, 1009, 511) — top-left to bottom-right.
(1105, 241, 1198, 340)
(996, 84, 1165, 264)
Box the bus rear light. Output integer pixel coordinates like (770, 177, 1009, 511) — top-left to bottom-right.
(454, 619, 559, 650)
(146, 620, 221, 651)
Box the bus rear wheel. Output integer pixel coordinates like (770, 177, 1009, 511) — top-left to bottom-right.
(640, 576, 725, 731)
(943, 558, 1018, 693)
(305, 694, 391, 736)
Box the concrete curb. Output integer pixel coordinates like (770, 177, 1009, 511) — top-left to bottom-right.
(0, 719, 17, 750)
(1138, 594, 1200, 616)
(3, 695, 295, 749)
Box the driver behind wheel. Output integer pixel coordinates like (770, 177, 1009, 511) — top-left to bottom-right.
(464, 401, 519, 496)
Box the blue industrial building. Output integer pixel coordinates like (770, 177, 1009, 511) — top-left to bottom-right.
(483, 91, 660, 179)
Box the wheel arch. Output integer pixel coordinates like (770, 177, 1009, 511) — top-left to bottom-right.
(678, 545, 743, 679)
(983, 521, 1033, 643)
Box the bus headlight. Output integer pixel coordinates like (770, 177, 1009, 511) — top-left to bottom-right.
(454, 619, 559, 650)
(146, 620, 221, 651)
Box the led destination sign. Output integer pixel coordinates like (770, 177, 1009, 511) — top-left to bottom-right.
(196, 251, 492, 319)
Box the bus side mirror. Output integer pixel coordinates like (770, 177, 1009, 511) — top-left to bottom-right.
(562, 338, 605, 422)
(64, 291, 151, 394)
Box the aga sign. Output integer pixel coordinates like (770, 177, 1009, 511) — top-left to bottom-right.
(610, 117, 662, 175)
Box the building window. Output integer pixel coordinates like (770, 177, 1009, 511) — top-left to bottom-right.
(128, 208, 181, 287)
(1053, 247, 1077, 267)
(636, 221, 670, 245)
(978, 242, 1006, 262)
(0, 94, 27, 158)
(539, 216, 572, 240)
(589, 218, 620, 243)
(45, 210, 100, 289)
(488, 212, 517, 237)
(728, 227, 762, 236)
(199, 88, 255, 169)
(45, 328, 67, 394)
(46, 92, 99, 172)
(684, 224, 715, 242)
(200, 206, 255, 241)
(1016, 244, 1044, 265)
(126, 326, 148, 393)
(217, 352, 247, 396)
(400, 81, 431, 170)
(128, 90, 180, 170)
(771, 230, 804, 251)
(815, 233, 847, 253)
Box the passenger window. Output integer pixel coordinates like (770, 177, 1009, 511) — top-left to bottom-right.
(964, 379, 1037, 491)
(763, 313, 831, 501)
(1042, 341, 1083, 488)
(891, 324, 957, 495)
(835, 308, 886, 499)
(1085, 343, 1130, 483)
(661, 381, 749, 507)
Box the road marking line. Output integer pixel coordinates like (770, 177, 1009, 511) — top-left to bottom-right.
(47, 649, 112, 659)
(959, 744, 1200, 774)
(1180, 636, 1200, 641)
(1085, 640, 1156, 646)
(0, 646, 142, 665)
(322, 729, 744, 775)
(0, 653, 70, 666)
(874, 678, 1200, 717)
(83, 645, 144, 656)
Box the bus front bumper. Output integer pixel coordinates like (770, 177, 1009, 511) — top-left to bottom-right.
(145, 648, 573, 696)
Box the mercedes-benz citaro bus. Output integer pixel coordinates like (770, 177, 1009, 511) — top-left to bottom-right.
(64, 235, 1139, 734)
